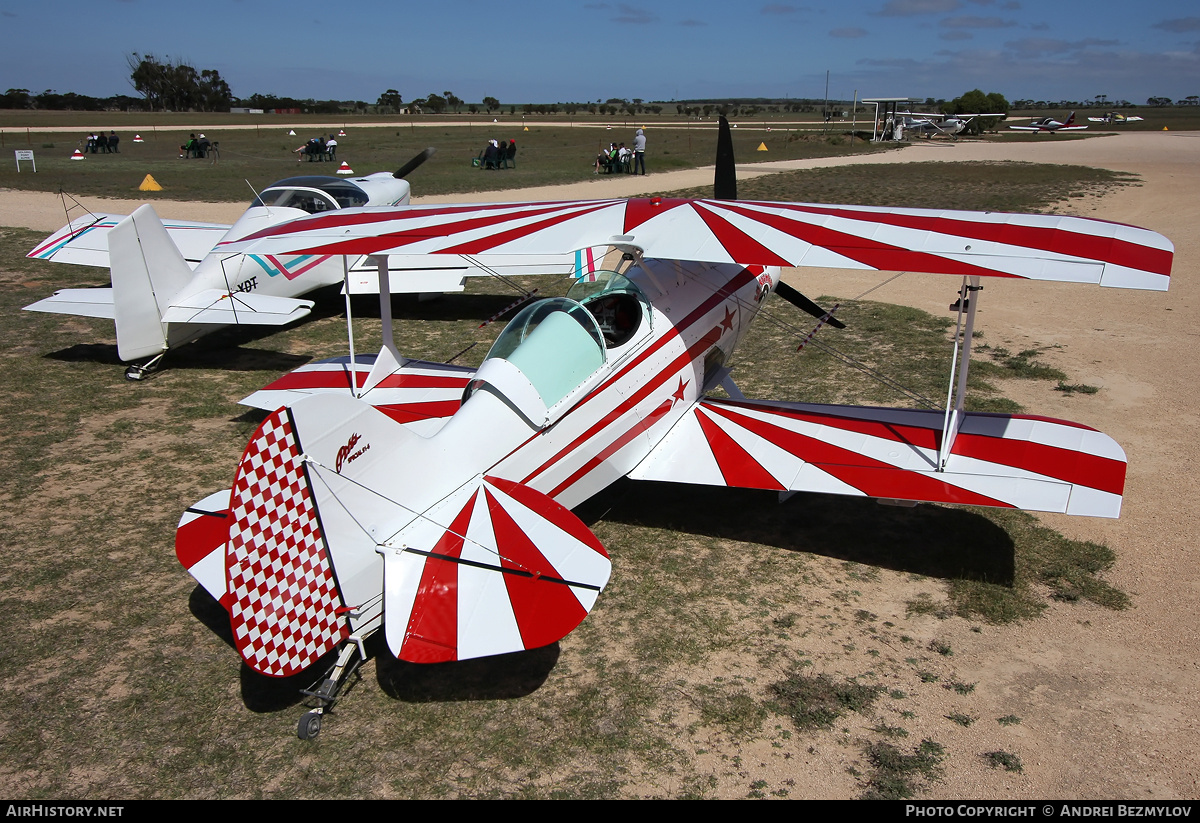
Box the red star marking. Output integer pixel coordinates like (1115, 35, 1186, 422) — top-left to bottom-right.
(671, 377, 690, 407)
(720, 307, 736, 334)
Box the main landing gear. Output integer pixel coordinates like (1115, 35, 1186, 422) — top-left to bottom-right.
(296, 639, 366, 740)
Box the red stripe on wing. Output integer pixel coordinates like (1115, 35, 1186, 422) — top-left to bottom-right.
(730, 201, 1172, 277)
(705, 404, 1012, 506)
(695, 408, 786, 490)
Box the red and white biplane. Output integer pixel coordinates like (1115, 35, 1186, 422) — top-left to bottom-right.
(174, 119, 1171, 738)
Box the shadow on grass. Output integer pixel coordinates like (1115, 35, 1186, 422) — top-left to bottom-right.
(44, 340, 311, 374)
(377, 645, 560, 703)
(578, 478, 1016, 586)
(189, 584, 558, 710)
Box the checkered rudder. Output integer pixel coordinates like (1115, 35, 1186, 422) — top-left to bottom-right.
(224, 409, 347, 677)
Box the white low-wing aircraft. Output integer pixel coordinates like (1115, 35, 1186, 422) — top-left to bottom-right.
(24, 150, 573, 378)
(1009, 112, 1088, 133)
(1087, 112, 1145, 125)
(174, 119, 1171, 738)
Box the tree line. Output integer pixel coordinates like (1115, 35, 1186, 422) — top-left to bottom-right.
(2, 60, 1194, 116)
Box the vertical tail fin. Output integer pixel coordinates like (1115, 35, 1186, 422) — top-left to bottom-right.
(109, 204, 194, 361)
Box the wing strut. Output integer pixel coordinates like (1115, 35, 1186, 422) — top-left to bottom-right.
(362, 254, 408, 393)
(938, 275, 981, 469)
(343, 255, 359, 398)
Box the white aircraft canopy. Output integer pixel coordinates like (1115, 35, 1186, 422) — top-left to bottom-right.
(252, 176, 372, 213)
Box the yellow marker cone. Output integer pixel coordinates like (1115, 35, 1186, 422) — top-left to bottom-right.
(139, 174, 163, 191)
(523, 126, 529, 131)
(756, 142, 769, 152)
(1163, 126, 1169, 131)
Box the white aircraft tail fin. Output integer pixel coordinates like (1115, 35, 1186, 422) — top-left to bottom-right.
(109, 204, 194, 361)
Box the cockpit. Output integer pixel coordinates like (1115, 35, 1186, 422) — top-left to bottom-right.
(250, 177, 371, 214)
(566, 269, 652, 348)
(462, 270, 651, 426)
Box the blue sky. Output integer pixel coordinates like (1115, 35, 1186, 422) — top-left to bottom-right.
(1, 1, 1197, 105)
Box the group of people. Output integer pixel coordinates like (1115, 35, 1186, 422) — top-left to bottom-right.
(294, 134, 338, 162)
(593, 128, 646, 175)
(83, 131, 119, 153)
(478, 139, 517, 169)
(179, 133, 213, 159)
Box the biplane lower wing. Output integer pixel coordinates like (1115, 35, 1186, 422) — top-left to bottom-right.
(240, 354, 475, 436)
(629, 398, 1126, 518)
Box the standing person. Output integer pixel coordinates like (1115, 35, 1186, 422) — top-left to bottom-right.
(633, 128, 646, 175)
(108, 131, 120, 153)
(326, 134, 337, 161)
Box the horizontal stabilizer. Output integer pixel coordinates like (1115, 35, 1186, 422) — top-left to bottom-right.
(160, 289, 314, 326)
(175, 490, 231, 601)
(630, 398, 1127, 517)
(23, 288, 115, 319)
(380, 475, 611, 663)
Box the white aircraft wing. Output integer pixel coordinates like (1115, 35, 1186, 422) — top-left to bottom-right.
(629, 398, 1127, 518)
(23, 287, 115, 319)
(28, 213, 230, 269)
(223, 197, 1172, 291)
(159, 289, 313, 325)
(239, 354, 476, 438)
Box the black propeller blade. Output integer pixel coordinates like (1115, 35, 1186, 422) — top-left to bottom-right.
(394, 147, 437, 179)
(714, 116, 737, 200)
(775, 281, 846, 329)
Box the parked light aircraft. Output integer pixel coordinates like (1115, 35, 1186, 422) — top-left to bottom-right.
(1087, 112, 1145, 125)
(897, 112, 1002, 139)
(173, 119, 1172, 739)
(24, 150, 572, 379)
(1008, 112, 1088, 133)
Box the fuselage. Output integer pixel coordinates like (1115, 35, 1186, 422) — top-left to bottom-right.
(177, 173, 412, 305)
(290, 258, 782, 633)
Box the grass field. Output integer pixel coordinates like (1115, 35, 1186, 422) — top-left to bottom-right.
(0, 118, 895, 202)
(0, 160, 1135, 798)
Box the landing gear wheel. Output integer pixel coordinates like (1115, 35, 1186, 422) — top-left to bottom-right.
(297, 711, 322, 740)
(294, 640, 365, 741)
(124, 352, 167, 381)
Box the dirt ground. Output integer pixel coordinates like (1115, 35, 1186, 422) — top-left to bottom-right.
(1, 130, 1196, 798)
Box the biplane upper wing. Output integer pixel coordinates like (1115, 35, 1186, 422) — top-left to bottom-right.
(629, 398, 1127, 517)
(222, 197, 1171, 290)
(29, 213, 230, 269)
(240, 354, 476, 437)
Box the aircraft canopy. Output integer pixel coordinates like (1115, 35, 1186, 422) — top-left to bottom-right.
(252, 177, 371, 213)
